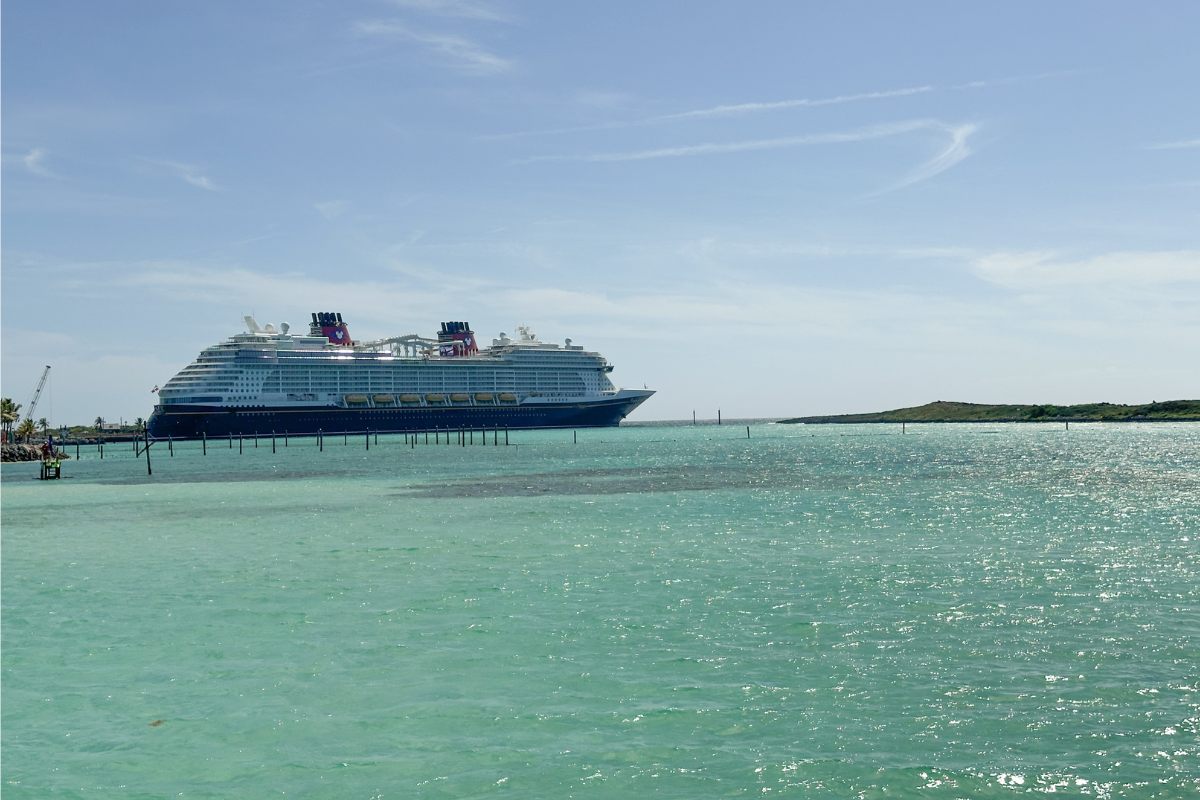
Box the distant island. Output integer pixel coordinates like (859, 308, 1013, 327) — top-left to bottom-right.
(779, 399, 1200, 424)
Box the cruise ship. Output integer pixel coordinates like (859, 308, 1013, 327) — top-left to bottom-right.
(147, 313, 653, 439)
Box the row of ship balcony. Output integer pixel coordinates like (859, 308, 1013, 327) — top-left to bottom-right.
(335, 392, 519, 407)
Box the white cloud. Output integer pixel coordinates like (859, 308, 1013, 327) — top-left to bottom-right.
(975, 250, 1200, 288)
(519, 119, 935, 164)
(484, 85, 934, 140)
(356, 20, 512, 75)
(152, 160, 219, 191)
(11, 253, 1199, 422)
(517, 120, 979, 190)
(1145, 138, 1200, 150)
(653, 86, 933, 123)
(23, 148, 55, 177)
(879, 122, 979, 191)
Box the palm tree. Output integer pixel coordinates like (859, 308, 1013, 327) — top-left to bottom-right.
(135, 417, 145, 430)
(1, 398, 21, 440)
(37, 418, 50, 440)
(94, 416, 104, 432)
(16, 418, 36, 442)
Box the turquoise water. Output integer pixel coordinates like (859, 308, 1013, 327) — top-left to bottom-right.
(3, 423, 1197, 798)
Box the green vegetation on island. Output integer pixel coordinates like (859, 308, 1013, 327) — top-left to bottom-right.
(780, 399, 1200, 424)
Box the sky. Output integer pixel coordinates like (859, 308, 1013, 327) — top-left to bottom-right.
(3, 1, 1198, 425)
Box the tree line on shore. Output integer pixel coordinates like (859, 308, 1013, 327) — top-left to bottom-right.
(1, 398, 145, 443)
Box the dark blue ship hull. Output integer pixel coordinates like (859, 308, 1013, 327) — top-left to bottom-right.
(148, 393, 650, 440)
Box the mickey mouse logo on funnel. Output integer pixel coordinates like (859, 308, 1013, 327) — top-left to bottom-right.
(437, 321, 478, 357)
(311, 312, 353, 346)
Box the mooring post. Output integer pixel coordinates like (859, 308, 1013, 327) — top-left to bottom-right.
(494, 429, 497, 446)
(366, 429, 369, 451)
(425, 431, 429, 445)
(1065, 421, 1069, 431)
(344, 430, 347, 445)
(229, 432, 232, 449)
(693, 410, 696, 425)
(202, 431, 207, 455)
(375, 430, 378, 445)
(76, 441, 80, 459)
(255, 432, 258, 449)
(272, 431, 276, 453)
(285, 431, 288, 447)
(902, 422, 906, 435)
(319, 429, 323, 452)
(718, 409, 721, 426)
(574, 430, 577, 444)
(143, 427, 152, 476)
(239, 434, 243, 454)
(169, 435, 173, 456)
(747, 426, 750, 439)
(505, 426, 509, 446)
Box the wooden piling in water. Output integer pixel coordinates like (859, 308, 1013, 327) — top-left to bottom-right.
(202, 432, 207, 455)
(272, 431, 276, 453)
(239, 434, 243, 454)
(169, 436, 173, 456)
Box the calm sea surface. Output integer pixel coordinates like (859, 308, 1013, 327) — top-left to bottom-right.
(3, 423, 1197, 798)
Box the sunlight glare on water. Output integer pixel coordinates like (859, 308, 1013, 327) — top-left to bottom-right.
(3, 422, 1197, 797)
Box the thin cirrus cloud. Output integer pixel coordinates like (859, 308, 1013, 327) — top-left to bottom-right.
(151, 160, 218, 191)
(878, 122, 979, 192)
(483, 85, 934, 140)
(23, 148, 55, 177)
(653, 86, 934, 123)
(974, 250, 1200, 288)
(515, 119, 980, 191)
(1144, 137, 1200, 150)
(356, 20, 512, 75)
